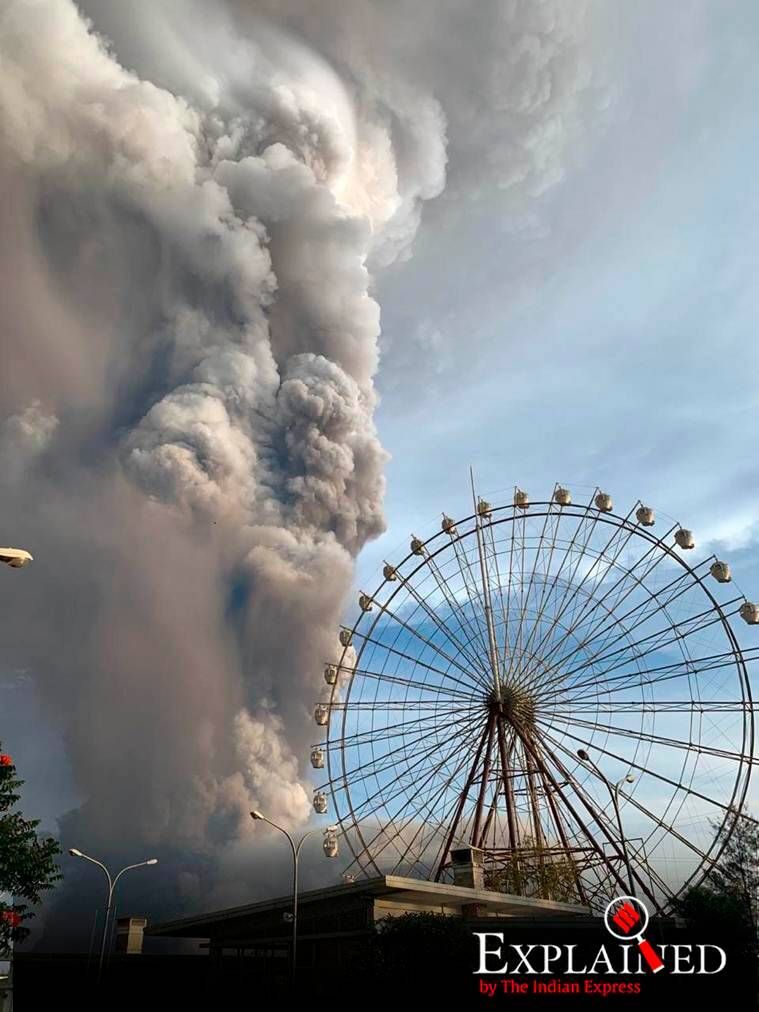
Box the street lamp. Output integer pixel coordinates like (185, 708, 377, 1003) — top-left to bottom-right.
(576, 749, 636, 896)
(250, 811, 338, 985)
(69, 849, 158, 982)
(0, 548, 32, 569)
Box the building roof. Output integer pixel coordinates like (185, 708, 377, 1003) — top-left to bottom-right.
(147, 875, 590, 939)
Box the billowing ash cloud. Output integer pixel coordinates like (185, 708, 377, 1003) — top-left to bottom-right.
(0, 0, 606, 933)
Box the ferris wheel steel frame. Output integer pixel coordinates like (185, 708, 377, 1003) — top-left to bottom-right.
(314, 489, 757, 912)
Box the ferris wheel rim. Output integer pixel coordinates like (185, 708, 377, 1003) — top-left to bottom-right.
(317, 489, 755, 911)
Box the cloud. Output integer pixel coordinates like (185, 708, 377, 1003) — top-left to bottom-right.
(0, 0, 446, 938)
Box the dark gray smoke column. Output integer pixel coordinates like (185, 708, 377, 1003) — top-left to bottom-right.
(0, 0, 445, 912)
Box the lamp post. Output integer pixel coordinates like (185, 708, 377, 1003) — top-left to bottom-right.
(69, 849, 157, 982)
(576, 750, 636, 896)
(250, 811, 338, 986)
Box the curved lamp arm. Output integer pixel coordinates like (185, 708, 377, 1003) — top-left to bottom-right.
(69, 850, 113, 894)
(112, 860, 158, 894)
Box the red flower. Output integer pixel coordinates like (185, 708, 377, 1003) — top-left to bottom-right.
(0, 755, 12, 767)
(1, 911, 21, 928)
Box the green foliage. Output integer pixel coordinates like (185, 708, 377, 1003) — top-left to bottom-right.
(483, 835, 581, 903)
(370, 911, 473, 977)
(706, 807, 759, 924)
(675, 807, 758, 960)
(0, 745, 62, 949)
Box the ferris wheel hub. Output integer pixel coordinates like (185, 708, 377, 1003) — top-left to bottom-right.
(490, 683, 537, 730)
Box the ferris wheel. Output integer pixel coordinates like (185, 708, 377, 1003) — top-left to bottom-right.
(311, 483, 758, 912)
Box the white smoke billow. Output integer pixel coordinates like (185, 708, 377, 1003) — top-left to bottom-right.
(0, 0, 605, 928)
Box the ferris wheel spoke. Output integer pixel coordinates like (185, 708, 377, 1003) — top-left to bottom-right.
(448, 527, 495, 663)
(352, 728, 483, 854)
(546, 699, 752, 714)
(495, 505, 562, 688)
(535, 719, 749, 821)
(506, 508, 572, 694)
(534, 531, 683, 686)
(481, 512, 514, 675)
(525, 581, 643, 701)
(341, 712, 486, 826)
(331, 710, 480, 800)
(384, 563, 492, 683)
(353, 718, 488, 873)
(512, 511, 531, 682)
(491, 504, 545, 682)
(567, 569, 704, 678)
(506, 508, 561, 677)
(356, 596, 488, 688)
(335, 712, 477, 789)
(542, 558, 714, 690)
(549, 646, 759, 703)
(533, 520, 682, 681)
(565, 527, 687, 648)
(499, 499, 521, 679)
(345, 625, 484, 694)
(473, 519, 505, 693)
(515, 494, 612, 686)
(423, 549, 495, 685)
(541, 711, 752, 764)
(554, 597, 744, 687)
(540, 728, 722, 877)
(332, 706, 479, 749)
(332, 700, 468, 711)
(557, 605, 740, 691)
(519, 502, 641, 683)
(346, 666, 477, 701)
(336, 710, 484, 763)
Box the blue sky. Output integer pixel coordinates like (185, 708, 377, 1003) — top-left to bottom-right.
(345, 5, 759, 863)
(357, 4, 759, 625)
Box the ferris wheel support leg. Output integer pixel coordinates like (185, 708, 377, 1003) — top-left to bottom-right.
(534, 757, 589, 905)
(476, 789, 498, 852)
(471, 711, 496, 849)
(433, 719, 491, 882)
(529, 738, 663, 913)
(516, 731, 649, 907)
(496, 718, 522, 894)
(525, 750, 549, 899)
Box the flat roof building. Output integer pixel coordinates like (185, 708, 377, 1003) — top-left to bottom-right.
(147, 874, 591, 974)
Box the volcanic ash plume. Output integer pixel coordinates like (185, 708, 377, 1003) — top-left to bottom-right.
(0, 0, 445, 909)
(0, 0, 606, 926)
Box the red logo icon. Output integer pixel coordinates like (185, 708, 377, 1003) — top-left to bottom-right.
(603, 895, 664, 973)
